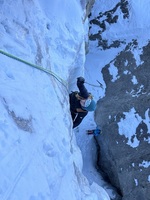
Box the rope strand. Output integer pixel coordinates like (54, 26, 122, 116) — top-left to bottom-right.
(0, 49, 103, 92)
(0, 49, 68, 91)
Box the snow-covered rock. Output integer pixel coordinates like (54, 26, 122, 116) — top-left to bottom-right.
(0, 0, 110, 200)
(88, 0, 150, 199)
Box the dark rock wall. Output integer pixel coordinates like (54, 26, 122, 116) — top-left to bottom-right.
(95, 41, 150, 200)
(88, 1, 150, 200)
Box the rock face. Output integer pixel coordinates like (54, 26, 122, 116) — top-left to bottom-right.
(95, 41, 150, 200)
(88, 1, 150, 200)
(81, 0, 95, 21)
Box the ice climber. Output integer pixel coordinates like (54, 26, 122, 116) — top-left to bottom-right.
(69, 77, 96, 128)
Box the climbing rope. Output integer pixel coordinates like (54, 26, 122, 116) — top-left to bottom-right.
(0, 49, 103, 92)
(0, 49, 68, 91)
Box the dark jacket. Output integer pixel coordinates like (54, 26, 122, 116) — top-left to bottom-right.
(69, 83, 89, 128)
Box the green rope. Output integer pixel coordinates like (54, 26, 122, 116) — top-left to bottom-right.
(0, 49, 68, 90)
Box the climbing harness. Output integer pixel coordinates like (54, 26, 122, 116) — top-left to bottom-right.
(0, 49, 68, 91)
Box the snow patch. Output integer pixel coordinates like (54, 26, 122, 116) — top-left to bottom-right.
(134, 179, 138, 186)
(132, 163, 135, 167)
(148, 175, 150, 182)
(129, 85, 146, 97)
(131, 75, 138, 85)
(131, 48, 144, 67)
(109, 63, 119, 82)
(118, 108, 142, 148)
(90, 182, 110, 200)
(143, 109, 150, 136)
(124, 70, 131, 75)
(139, 160, 150, 168)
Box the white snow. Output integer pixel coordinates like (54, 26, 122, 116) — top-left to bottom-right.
(132, 163, 135, 167)
(124, 70, 131, 75)
(129, 85, 146, 97)
(131, 75, 138, 85)
(134, 179, 138, 186)
(109, 63, 119, 82)
(131, 48, 144, 67)
(1, 0, 150, 199)
(118, 107, 150, 148)
(118, 108, 142, 148)
(139, 161, 150, 168)
(143, 109, 150, 137)
(0, 0, 110, 200)
(77, 0, 150, 199)
(148, 175, 150, 182)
